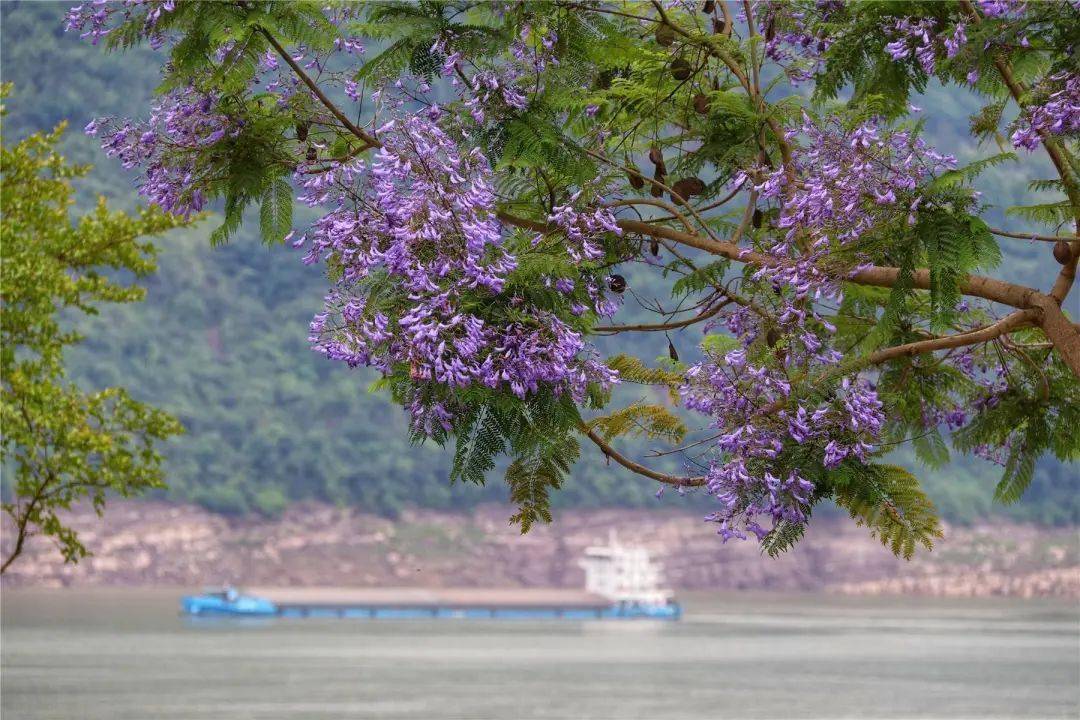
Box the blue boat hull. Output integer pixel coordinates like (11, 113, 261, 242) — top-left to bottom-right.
(180, 593, 680, 620)
(181, 594, 277, 616)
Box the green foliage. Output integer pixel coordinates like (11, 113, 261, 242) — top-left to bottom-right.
(250, 484, 289, 518)
(606, 354, 683, 388)
(761, 518, 809, 559)
(828, 462, 942, 560)
(953, 345, 1080, 506)
(259, 178, 294, 245)
(588, 403, 687, 445)
(191, 483, 249, 516)
(0, 86, 189, 571)
(450, 405, 505, 486)
(506, 432, 579, 533)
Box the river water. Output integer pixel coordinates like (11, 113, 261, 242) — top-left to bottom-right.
(2, 588, 1077, 719)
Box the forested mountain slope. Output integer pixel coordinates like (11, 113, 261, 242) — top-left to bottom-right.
(1, 1, 1074, 524)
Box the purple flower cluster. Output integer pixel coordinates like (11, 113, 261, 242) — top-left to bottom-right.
(547, 194, 621, 264)
(883, 17, 972, 74)
(682, 347, 885, 541)
(677, 112, 954, 543)
(300, 114, 616, 432)
(86, 86, 237, 217)
(975, 0, 1027, 18)
(433, 24, 557, 125)
(65, 0, 174, 47)
(748, 1, 841, 84)
(1010, 72, 1080, 151)
(750, 114, 956, 252)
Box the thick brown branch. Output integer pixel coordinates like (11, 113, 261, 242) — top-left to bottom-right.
(864, 310, 1039, 365)
(498, 210, 1080, 374)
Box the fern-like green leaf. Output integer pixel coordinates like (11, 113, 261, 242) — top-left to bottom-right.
(259, 178, 293, 245)
(588, 403, 686, 445)
(829, 462, 942, 559)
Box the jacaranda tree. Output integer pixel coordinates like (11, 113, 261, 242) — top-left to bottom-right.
(68, 0, 1078, 557)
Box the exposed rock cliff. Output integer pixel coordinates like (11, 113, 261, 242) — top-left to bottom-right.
(3, 501, 1077, 598)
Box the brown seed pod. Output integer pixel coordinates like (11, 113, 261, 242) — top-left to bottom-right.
(671, 177, 706, 201)
(670, 58, 693, 81)
(650, 239, 660, 257)
(648, 146, 664, 166)
(651, 165, 667, 197)
(712, 17, 726, 34)
(607, 274, 627, 293)
(693, 93, 710, 114)
(765, 17, 776, 43)
(306, 145, 318, 163)
(766, 328, 781, 348)
(702, 0, 715, 12)
(627, 169, 645, 189)
(1053, 240, 1073, 265)
(655, 23, 675, 47)
(752, 208, 763, 229)
(668, 340, 680, 362)
(295, 121, 310, 142)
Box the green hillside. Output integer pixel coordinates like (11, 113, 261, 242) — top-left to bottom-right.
(1, 1, 1075, 524)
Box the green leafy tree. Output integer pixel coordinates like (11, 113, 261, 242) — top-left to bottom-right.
(0, 86, 190, 572)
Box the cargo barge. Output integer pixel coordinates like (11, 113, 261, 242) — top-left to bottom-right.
(181, 534, 680, 620)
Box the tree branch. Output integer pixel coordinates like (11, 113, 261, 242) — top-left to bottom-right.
(257, 27, 382, 151)
(988, 226, 1077, 243)
(864, 310, 1039, 365)
(579, 423, 706, 487)
(594, 300, 727, 334)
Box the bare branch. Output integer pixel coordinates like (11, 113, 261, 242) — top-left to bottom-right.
(579, 423, 706, 487)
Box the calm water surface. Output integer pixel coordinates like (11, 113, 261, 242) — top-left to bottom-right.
(2, 588, 1077, 719)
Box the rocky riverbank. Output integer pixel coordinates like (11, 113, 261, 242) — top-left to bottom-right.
(2, 501, 1077, 598)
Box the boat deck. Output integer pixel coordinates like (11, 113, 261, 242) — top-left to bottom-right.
(244, 587, 612, 610)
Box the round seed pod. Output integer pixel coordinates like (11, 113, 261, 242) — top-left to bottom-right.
(655, 23, 675, 47)
(693, 93, 710, 114)
(766, 328, 781, 348)
(650, 182, 665, 198)
(295, 121, 310, 142)
(1053, 240, 1073, 265)
(752, 208, 763, 229)
(627, 170, 645, 189)
(648, 146, 664, 165)
(607, 274, 627, 293)
(670, 58, 693, 81)
(712, 17, 726, 34)
(702, 0, 715, 12)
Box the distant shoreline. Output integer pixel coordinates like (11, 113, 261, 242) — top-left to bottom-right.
(3, 500, 1077, 598)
